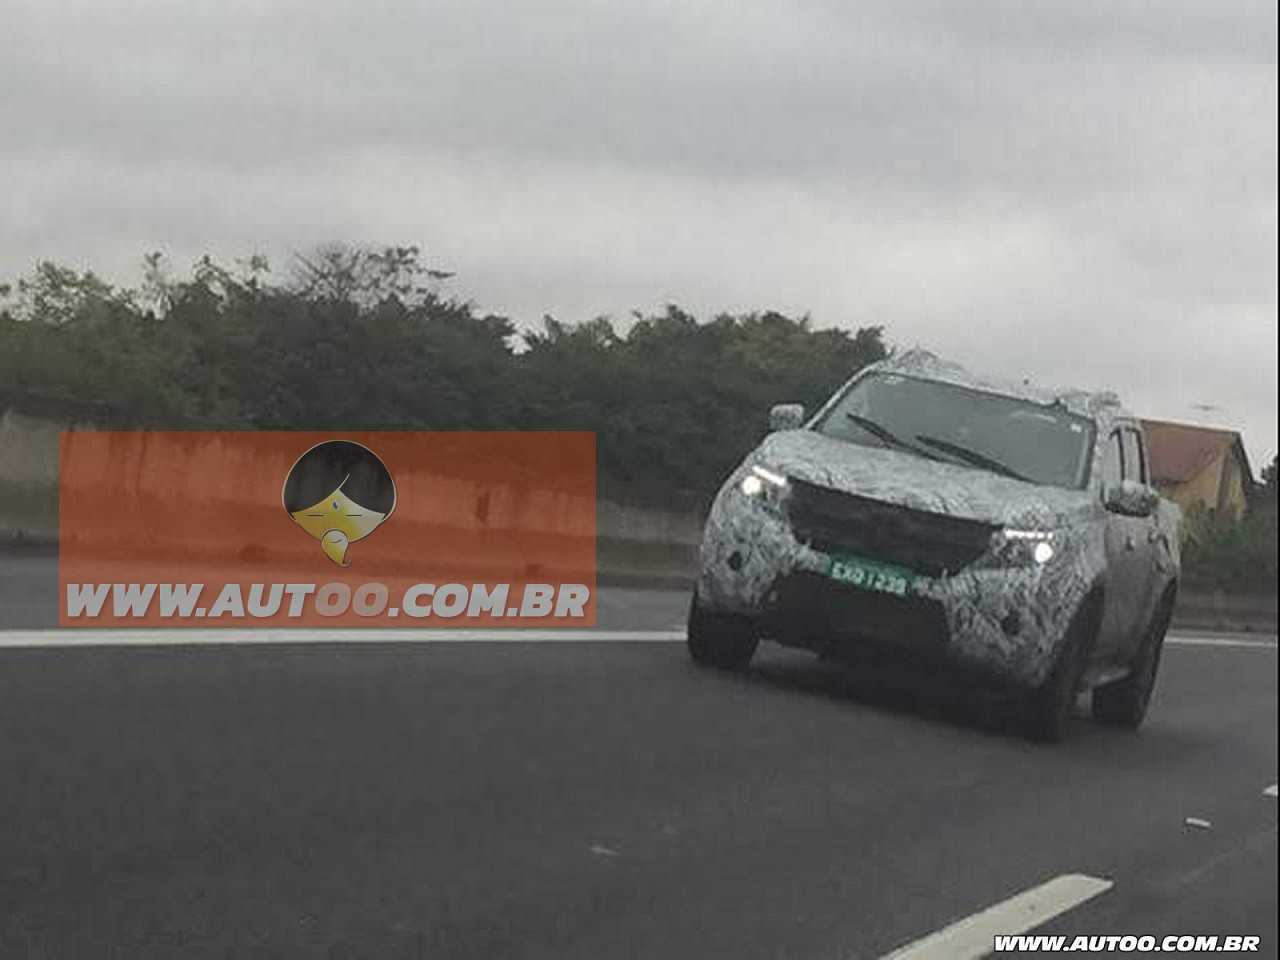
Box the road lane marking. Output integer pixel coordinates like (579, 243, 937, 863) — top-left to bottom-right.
(0, 629, 1273, 650)
(880, 873, 1114, 960)
(1165, 635, 1277, 650)
(0, 628, 688, 648)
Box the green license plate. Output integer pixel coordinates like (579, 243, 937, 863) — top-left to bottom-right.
(826, 554, 915, 597)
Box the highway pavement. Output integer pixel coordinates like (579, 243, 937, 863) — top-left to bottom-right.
(1, 550, 1276, 958)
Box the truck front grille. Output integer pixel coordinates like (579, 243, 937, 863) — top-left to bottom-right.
(786, 477, 997, 577)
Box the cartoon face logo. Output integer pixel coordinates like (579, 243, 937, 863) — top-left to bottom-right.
(282, 441, 396, 566)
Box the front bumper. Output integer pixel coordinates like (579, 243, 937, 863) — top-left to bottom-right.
(697, 485, 1094, 687)
(761, 571, 949, 657)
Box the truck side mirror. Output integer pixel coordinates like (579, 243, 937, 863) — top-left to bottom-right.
(769, 403, 805, 432)
(1104, 479, 1159, 518)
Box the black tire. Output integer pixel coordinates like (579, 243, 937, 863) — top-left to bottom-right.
(1092, 593, 1173, 729)
(1025, 607, 1092, 743)
(686, 592, 758, 670)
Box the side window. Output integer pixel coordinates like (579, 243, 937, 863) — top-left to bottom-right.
(1120, 429, 1146, 484)
(1100, 431, 1123, 490)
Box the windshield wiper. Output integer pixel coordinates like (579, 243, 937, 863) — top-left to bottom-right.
(844, 413, 944, 462)
(914, 435, 1033, 483)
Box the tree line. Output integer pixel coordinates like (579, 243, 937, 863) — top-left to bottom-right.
(2, 245, 1273, 592)
(0, 246, 887, 505)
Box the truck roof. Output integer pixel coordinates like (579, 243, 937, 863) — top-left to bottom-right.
(862, 349, 1135, 424)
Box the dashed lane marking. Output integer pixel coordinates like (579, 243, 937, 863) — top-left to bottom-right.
(880, 873, 1114, 960)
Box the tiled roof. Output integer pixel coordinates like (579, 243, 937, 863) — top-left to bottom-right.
(1140, 418, 1249, 486)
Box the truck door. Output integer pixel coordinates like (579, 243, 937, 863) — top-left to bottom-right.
(1097, 429, 1150, 660)
(1116, 426, 1159, 659)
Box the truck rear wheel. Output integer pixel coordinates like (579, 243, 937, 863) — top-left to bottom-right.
(687, 591, 758, 670)
(1092, 593, 1173, 729)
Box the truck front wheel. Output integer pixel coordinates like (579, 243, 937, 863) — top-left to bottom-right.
(687, 591, 758, 670)
(1025, 605, 1092, 742)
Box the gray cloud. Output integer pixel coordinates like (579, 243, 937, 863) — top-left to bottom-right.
(2, 0, 1275, 464)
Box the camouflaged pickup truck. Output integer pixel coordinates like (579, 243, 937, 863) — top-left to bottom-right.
(688, 350, 1182, 741)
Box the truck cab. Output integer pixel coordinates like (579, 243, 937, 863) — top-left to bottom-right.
(688, 350, 1181, 740)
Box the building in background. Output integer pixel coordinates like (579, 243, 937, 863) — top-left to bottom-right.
(1141, 419, 1254, 520)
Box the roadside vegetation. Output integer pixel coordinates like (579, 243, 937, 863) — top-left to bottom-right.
(3, 246, 1274, 595)
(1180, 459, 1279, 594)
(0, 247, 886, 505)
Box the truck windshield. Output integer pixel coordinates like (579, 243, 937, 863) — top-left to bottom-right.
(813, 373, 1095, 489)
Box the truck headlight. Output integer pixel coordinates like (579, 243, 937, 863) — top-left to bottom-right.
(992, 528, 1056, 566)
(739, 464, 788, 499)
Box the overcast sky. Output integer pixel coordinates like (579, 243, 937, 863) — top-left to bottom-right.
(3, 1, 1276, 467)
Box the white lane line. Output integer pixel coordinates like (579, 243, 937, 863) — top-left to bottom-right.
(0, 629, 1273, 651)
(881, 873, 1113, 960)
(1165, 635, 1277, 650)
(0, 628, 687, 649)
(1265, 784, 1278, 798)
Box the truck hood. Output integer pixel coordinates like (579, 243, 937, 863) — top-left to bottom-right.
(756, 429, 1097, 530)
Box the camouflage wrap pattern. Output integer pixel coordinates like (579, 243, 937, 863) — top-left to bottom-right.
(696, 350, 1181, 688)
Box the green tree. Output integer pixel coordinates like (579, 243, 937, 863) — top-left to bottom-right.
(1259, 454, 1278, 500)
(2, 248, 887, 504)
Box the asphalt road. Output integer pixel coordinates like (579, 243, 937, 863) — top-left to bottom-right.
(1, 550, 1276, 958)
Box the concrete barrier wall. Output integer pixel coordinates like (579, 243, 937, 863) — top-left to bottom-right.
(1, 408, 67, 488)
(4, 404, 1275, 631)
(0, 407, 88, 534)
(0, 405, 704, 547)
(1173, 588, 1278, 633)
(597, 498, 703, 546)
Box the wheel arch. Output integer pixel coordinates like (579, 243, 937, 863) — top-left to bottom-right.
(1064, 581, 1107, 663)
(1152, 577, 1179, 632)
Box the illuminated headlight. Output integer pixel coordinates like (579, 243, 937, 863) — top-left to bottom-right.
(992, 528, 1056, 566)
(739, 464, 788, 498)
